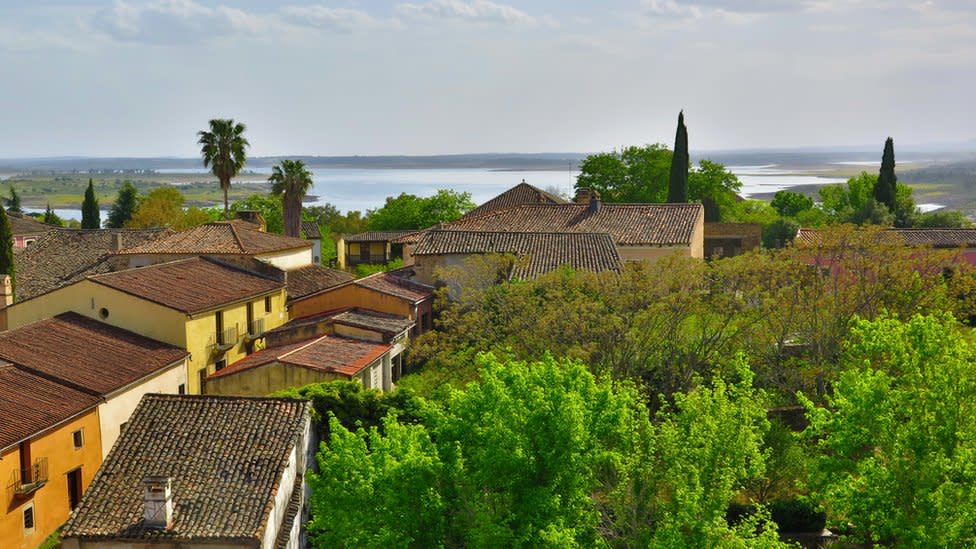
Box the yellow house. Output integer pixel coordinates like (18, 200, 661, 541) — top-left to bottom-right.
(4, 257, 288, 395)
(0, 366, 103, 549)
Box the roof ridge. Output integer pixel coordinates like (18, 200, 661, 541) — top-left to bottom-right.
(226, 221, 248, 253)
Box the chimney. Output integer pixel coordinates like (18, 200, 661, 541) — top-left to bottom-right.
(574, 187, 593, 204)
(142, 476, 173, 529)
(0, 275, 11, 307)
(112, 232, 124, 253)
(235, 210, 267, 232)
(587, 189, 601, 214)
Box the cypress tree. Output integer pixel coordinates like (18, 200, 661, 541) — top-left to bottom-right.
(667, 110, 689, 203)
(874, 137, 897, 211)
(0, 207, 15, 293)
(82, 178, 100, 229)
(106, 181, 139, 228)
(6, 186, 22, 214)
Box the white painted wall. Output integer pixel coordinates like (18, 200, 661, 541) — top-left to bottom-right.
(257, 248, 313, 270)
(98, 360, 187, 458)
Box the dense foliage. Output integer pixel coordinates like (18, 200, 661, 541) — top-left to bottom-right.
(306, 354, 785, 548)
(0, 207, 14, 291)
(106, 181, 138, 228)
(81, 179, 100, 229)
(126, 187, 212, 230)
(6, 185, 22, 213)
(269, 159, 314, 237)
(366, 189, 475, 231)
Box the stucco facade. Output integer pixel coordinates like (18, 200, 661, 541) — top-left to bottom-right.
(1, 409, 102, 549)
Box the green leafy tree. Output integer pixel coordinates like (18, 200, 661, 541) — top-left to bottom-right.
(197, 118, 249, 219)
(0, 207, 14, 291)
(366, 189, 475, 231)
(818, 171, 879, 223)
(761, 218, 799, 249)
(873, 137, 897, 211)
(916, 208, 971, 228)
(106, 181, 139, 228)
(42, 204, 63, 226)
(668, 111, 689, 203)
(6, 185, 22, 214)
(770, 190, 814, 218)
(269, 159, 314, 237)
(803, 314, 976, 547)
(221, 194, 284, 234)
(81, 178, 100, 229)
(305, 203, 367, 236)
(127, 187, 211, 230)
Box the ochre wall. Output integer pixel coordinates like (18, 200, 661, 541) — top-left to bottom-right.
(617, 245, 692, 262)
(206, 362, 343, 397)
(97, 361, 186, 458)
(1, 409, 102, 549)
(289, 284, 414, 322)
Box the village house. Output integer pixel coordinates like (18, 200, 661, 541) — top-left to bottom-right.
(115, 218, 314, 270)
(301, 220, 323, 264)
(410, 229, 622, 284)
(206, 307, 413, 396)
(703, 222, 762, 259)
(12, 227, 172, 302)
(399, 189, 705, 265)
(7, 212, 56, 248)
(60, 394, 313, 549)
(460, 180, 569, 219)
(289, 270, 435, 336)
(3, 257, 288, 395)
(336, 230, 417, 270)
(796, 227, 976, 264)
(0, 312, 188, 457)
(0, 366, 102, 549)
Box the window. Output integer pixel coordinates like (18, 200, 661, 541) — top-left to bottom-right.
(178, 383, 185, 395)
(215, 311, 224, 344)
(67, 469, 83, 510)
(421, 312, 431, 331)
(24, 238, 35, 247)
(246, 301, 254, 329)
(72, 428, 84, 449)
(23, 503, 34, 533)
(99, 307, 109, 320)
(265, 296, 272, 313)
(215, 359, 227, 371)
(198, 369, 207, 394)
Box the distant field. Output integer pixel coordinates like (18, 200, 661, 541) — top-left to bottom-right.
(0, 172, 272, 209)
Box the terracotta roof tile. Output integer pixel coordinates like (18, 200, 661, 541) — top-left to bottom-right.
(0, 312, 187, 396)
(354, 271, 434, 303)
(90, 257, 283, 314)
(117, 220, 311, 256)
(0, 365, 100, 450)
(414, 230, 622, 279)
(300, 221, 321, 239)
(442, 202, 703, 246)
(7, 212, 56, 237)
(330, 308, 414, 335)
(797, 227, 976, 248)
(14, 228, 172, 301)
(62, 394, 310, 542)
(285, 265, 354, 302)
(211, 334, 390, 379)
(463, 181, 569, 219)
(344, 230, 420, 243)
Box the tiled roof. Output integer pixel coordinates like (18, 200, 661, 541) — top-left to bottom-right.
(117, 220, 311, 256)
(414, 230, 622, 279)
(211, 334, 390, 379)
(795, 227, 976, 248)
(330, 308, 414, 335)
(300, 221, 321, 240)
(354, 271, 434, 303)
(14, 227, 172, 301)
(62, 394, 310, 542)
(285, 265, 354, 302)
(344, 230, 419, 243)
(0, 365, 100, 451)
(7, 212, 56, 236)
(90, 257, 283, 314)
(442, 202, 704, 246)
(0, 313, 187, 396)
(463, 181, 569, 219)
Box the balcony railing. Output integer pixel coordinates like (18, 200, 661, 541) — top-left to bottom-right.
(7, 458, 48, 499)
(244, 318, 265, 342)
(210, 326, 239, 356)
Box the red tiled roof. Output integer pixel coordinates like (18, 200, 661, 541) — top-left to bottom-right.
(90, 257, 283, 314)
(285, 265, 354, 302)
(117, 220, 311, 256)
(0, 365, 100, 450)
(412, 230, 622, 279)
(354, 271, 434, 303)
(211, 334, 390, 379)
(7, 212, 56, 236)
(797, 227, 976, 248)
(463, 181, 569, 219)
(344, 230, 420, 243)
(442, 202, 703, 246)
(0, 312, 187, 396)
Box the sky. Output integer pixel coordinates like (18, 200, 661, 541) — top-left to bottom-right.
(0, 0, 974, 157)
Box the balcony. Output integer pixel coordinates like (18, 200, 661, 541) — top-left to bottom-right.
(209, 326, 239, 357)
(244, 318, 265, 342)
(6, 458, 48, 499)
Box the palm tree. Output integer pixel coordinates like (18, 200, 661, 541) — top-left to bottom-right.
(269, 159, 314, 237)
(197, 119, 249, 219)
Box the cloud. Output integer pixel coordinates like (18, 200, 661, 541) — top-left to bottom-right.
(395, 0, 555, 27)
(639, 0, 825, 21)
(92, 0, 262, 44)
(280, 5, 402, 32)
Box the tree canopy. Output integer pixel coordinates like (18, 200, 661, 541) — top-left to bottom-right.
(269, 159, 314, 237)
(126, 187, 212, 230)
(106, 181, 139, 228)
(873, 137, 897, 211)
(366, 189, 475, 231)
(667, 111, 689, 203)
(198, 118, 249, 219)
(0, 207, 14, 292)
(6, 185, 22, 214)
(81, 178, 100, 229)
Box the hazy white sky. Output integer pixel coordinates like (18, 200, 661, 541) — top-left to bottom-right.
(1, 0, 974, 157)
